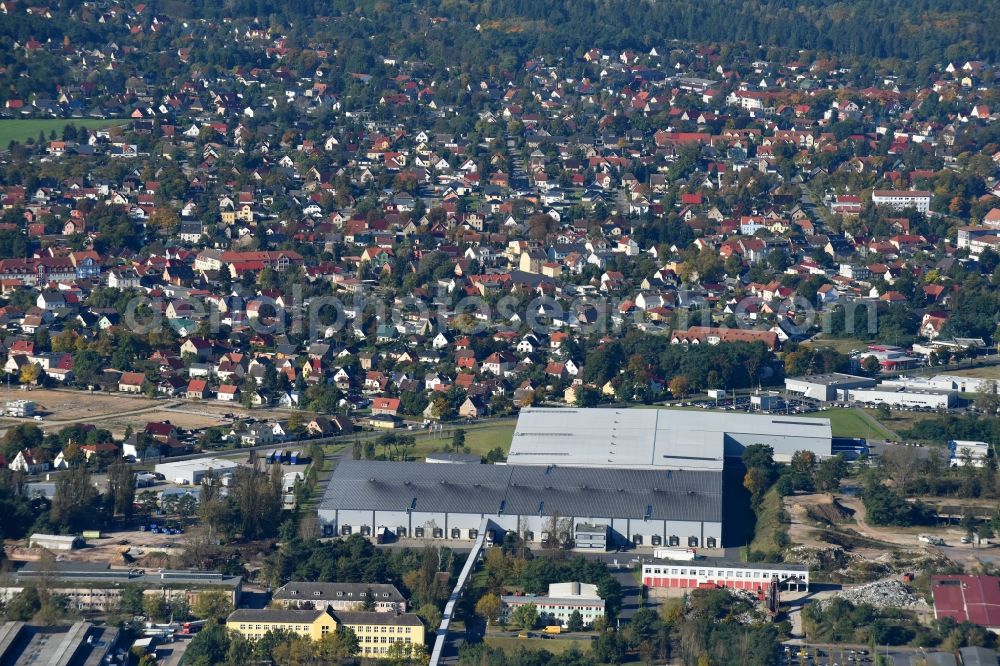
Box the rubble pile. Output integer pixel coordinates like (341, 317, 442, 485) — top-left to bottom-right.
(832, 579, 927, 609)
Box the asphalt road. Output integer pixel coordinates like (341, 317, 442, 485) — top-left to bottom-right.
(156, 634, 193, 666)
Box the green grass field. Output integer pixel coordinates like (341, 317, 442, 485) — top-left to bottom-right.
(948, 365, 1000, 380)
(408, 421, 516, 458)
(862, 408, 943, 441)
(801, 336, 872, 355)
(798, 407, 895, 440)
(0, 118, 126, 146)
(484, 636, 592, 655)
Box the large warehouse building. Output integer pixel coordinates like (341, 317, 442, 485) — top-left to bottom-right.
(317, 460, 723, 549)
(506, 407, 832, 467)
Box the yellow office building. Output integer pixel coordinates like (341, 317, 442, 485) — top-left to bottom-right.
(226, 607, 426, 659)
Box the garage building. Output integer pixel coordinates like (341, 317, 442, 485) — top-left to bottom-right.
(784, 373, 877, 402)
(317, 460, 723, 549)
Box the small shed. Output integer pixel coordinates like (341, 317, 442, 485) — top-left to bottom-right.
(29, 533, 82, 551)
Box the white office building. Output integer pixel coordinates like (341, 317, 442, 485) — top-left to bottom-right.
(845, 386, 957, 409)
(501, 582, 605, 627)
(154, 458, 241, 485)
(871, 189, 931, 213)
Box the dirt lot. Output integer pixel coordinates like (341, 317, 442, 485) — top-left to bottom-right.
(786, 490, 1000, 569)
(0, 386, 266, 437)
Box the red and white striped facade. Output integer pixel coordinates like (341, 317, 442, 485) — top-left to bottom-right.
(642, 560, 809, 592)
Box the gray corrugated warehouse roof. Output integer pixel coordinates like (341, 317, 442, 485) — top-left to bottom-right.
(507, 407, 831, 469)
(319, 461, 722, 523)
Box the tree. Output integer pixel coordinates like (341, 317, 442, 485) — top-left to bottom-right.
(119, 585, 144, 615)
(575, 385, 601, 407)
(415, 603, 441, 631)
(72, 350, 103, 386)
(815, 455, 849, 492)
(961, 509, 977, 537)
(567, 609, 585, 631)
(192, 590, 233, 620)
(876, 403, 891, 420)
(744, 467, 772, 504)
(228, 465, 282, 539)
(510, 603, 538, 630)
(107, 458, 136, 518)
(51, 466, 100, 532)
(184, 623, 230, 666)
(475, 593, 503, 626)
(861, 355, 881, 376)
(450, 428, 466, 451)
(742, 444, 778, 504)
(669, 375, 690, 399)
(19, 363, 40, 385)
(142, 595, 169, 622)
(975, 381, 999, 414)
(312, 628, 360, 661)
(362, 586, 376, 612)
(881, 445, 920, 495)
(742, 444, 776, 471)
(3, 585, 41, 620)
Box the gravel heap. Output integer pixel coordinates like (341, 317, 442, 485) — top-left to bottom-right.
(831, 578, 927, 609)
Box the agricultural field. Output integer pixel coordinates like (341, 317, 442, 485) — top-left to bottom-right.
(0, 118, 126, 146)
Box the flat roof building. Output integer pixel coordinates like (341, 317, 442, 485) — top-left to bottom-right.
(317, 460, 724, 549)
(0, 621, 121, 666)
(501, 582, 605, 627)
(507, 407, 832, 468)
(0, 561, 243, 613)
(872, 189, 931, 213)
(784, 373, 877, 402)
(846, 386, 957, 409)
(642, 559, 809, 593)
(154, 457, 241, 485)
